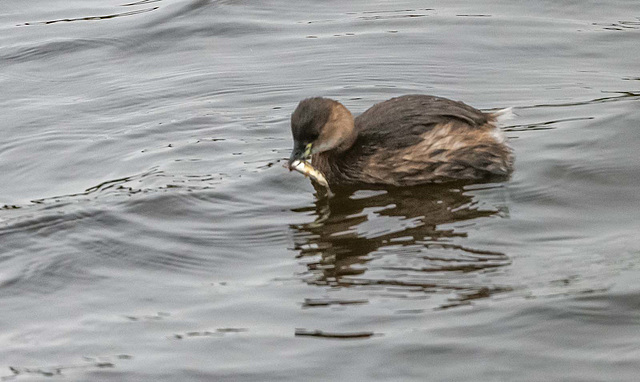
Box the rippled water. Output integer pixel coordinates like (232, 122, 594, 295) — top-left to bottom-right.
(1, 0, 640, 380)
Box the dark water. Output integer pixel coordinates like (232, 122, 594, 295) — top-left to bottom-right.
(1, 0, 640, 380)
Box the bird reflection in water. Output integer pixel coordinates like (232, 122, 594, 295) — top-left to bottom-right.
(290, 183, 512, 309)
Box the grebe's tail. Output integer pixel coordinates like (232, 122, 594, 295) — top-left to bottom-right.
(488, 107, 515, 144)
(490, 107, 516, 125)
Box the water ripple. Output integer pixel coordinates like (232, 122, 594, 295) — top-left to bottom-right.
(0, 38, 125, 63)
(19, 7, 159, 27)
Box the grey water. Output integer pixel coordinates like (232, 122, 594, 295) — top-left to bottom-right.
(1, 0, 640, 380)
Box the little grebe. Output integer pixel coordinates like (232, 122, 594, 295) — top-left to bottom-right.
(288, 95, 514, 187)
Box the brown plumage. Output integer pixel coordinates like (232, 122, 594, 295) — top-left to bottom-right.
(288, 95, 514, 187)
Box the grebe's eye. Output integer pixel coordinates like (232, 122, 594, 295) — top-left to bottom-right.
(300, 131, 318, 144)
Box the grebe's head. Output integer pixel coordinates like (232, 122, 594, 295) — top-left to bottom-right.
(288, 97, 356, 165)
